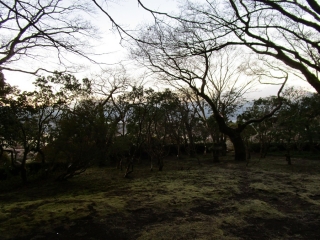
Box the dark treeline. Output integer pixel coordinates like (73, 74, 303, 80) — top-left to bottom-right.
(239, 87, 320, 164)
(1, 1, 320, 185)
(0, 73, 320, 183)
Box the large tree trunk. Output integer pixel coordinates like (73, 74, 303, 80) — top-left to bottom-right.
(193, 81, 283, 162)
(216, 128, 247, 161)
(195, 91, 248, 161)
(228, 132, 247, 161)
(213, 112, 247, 161)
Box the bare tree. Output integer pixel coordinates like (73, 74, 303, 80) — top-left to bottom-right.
(136, 0, 320, 93)
(130, 21, 286, 161)
(0, 0, 102, 75)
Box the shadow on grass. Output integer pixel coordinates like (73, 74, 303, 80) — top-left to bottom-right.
(1, 154, 320, 239)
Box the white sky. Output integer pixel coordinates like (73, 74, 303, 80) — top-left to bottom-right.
(5, 0, 179, 91)
(4, 0, 316, 97)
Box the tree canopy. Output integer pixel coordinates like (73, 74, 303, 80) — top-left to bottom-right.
(137, 0, 320, 93)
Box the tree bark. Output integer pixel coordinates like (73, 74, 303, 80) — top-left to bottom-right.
(213, 147, 220, 163)
(198, 76, 286, 162)
(185, 122, 196, 157)
(37, 149, 45, 164)
(158, 157, 164, 171)
(228, 131, 247, 162)
(21, 147, 29, 183)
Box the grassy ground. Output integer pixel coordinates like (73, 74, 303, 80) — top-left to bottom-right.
(1, 154, 320, 239)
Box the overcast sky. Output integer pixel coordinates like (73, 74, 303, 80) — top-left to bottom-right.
(4, 0, 316, 97)
(5, 0, 180, 91)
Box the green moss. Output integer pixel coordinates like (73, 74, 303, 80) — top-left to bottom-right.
(94, 195, 126, 215)
(218, 214, 247, 228)
(235, 199, 285, 218)
(0, 211, 9, 221)
(249, 182, 287, 194)
(1, 155, 320, 239)
(137, 220, 237, 240)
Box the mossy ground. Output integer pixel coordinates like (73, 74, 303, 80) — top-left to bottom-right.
(1, 154, 320, 239)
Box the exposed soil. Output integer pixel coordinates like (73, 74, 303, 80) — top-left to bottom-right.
(1, 155, 320, 239)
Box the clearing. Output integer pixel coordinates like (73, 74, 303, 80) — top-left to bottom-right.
(1, 155, 320, 239)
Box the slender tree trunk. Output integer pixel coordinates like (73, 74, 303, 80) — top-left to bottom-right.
(259, 136, 264, 158)
(124, 158, 134, 178)
(158, 157, 164, 171)
(37, 149, 45, 164)
(286, 153, 292, 165)
(21, 147, 29, 183)
(244, 138, 251, 160)
(150, 156, 153, 171)
(306, 125, 316, 152)
(286, 137, 292, 165)
(213, 144, 220, 163)
(176, 143, 181, 158)
(185, 124, 196, 157)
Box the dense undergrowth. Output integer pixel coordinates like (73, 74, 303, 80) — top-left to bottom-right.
(1, 154, 320, 239)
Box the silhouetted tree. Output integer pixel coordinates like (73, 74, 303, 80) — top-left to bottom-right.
(137, 0, 320, 93)
(131, 23, 286, 161)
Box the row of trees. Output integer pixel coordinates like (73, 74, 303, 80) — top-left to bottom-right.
(0, 71, 207, 181)
(124, 0, 320, 161)
(1, 70, 320, 182)
(240, 88, 320, 163)
(0, 1, 319, 182)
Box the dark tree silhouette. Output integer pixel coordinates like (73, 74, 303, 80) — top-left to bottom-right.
(130, 21, 287, 161)
(0, 0, 101, 75)
(136, 0, 320, 93)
